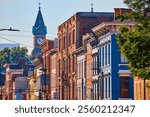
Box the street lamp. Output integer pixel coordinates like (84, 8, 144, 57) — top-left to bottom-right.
(39, 68, 47, 100)
(0, 27, 20, 31)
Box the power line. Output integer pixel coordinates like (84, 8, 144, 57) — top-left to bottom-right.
(0, 34, 32, 38)
(19, 30, 57, 34)
(0, 33, 57, 39)
(0, 36, 33, 48)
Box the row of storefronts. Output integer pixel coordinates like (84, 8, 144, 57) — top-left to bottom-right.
(0, 7, 149, 100)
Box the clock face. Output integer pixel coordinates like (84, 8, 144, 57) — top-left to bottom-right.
(36, 37, 43, 45)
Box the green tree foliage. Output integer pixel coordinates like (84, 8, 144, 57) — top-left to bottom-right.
(0, 48, 11, 67)
(124, 0, 150, 12)
(0, 47, 28, 67)
(10, 47, 28, 63)
(117, 0, 150, 79)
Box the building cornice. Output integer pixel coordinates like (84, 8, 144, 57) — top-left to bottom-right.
(82, 33, 93, 44)
(74, 46, 86, 55)
(92, 21, 135, 36)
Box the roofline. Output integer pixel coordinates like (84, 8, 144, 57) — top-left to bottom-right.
(92, 21, 136, 33)
(58, 11, 114, 28)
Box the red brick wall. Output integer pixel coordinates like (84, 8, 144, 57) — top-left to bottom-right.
(77, 15, 114, 47)
(57, 12, 114, 100)
(114, 8, 131, 19)
(41, 40, 54, 96)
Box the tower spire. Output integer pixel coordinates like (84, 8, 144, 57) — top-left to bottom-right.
(32, 2, 47, 35)
(91, 3, 94, 13)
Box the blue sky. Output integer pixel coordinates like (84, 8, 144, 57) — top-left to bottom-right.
(0, 0, 126, 54)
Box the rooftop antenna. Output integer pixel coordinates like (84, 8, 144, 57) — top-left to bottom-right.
(91, 3, 94, 13)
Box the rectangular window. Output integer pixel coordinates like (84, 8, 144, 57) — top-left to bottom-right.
(120, 55, 127, 63)
(105, 45, 107, 65)
(68, 55, 71, 74)
(105, 77, 107, 99)
(94, 83, 96, 100)
(107, 77, 110, 99)
(108, 44, 110, 65)
(83, 60, 84, 78)
(61, 35, 63, 50)
(98, 78, 101, 99)
(99, 48, 101, 67)
(63, 36, 66, 49)
(59, 39, 61, 51)
(92, 59, 93, 76)
(72, 30, 75, 44)
(84, 61, 86, 78)
(103, 46, 105, 66)
(102, 47, 104, 66)
(104, 78, 106, 98)
(95, 83, 97, 100)
(68, 32, 71, 47)
(51, 57, 53, 69)
(81, 61, 83, 78)
(58, 59, 61, 77)
(92, 55, 98, 76)
(79, 62, 81, 79)
(95, 55, 97, 75)
(72, 56, 75, 72)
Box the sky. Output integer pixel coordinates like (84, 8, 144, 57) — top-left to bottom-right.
(0, 0, 126, 54)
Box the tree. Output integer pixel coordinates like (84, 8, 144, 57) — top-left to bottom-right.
(10, 47, 28, 63)
(0, 48, 11, 67)
(124, 0, 150, 12)
(0, 47, 28, 67)
(117, 0, 150, 79)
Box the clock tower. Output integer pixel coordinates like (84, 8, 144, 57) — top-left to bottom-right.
(32, 3, 47, 58)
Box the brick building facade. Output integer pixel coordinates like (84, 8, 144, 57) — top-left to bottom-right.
(57, 12, 114, 100)
(4, 58, 34, 100)
(40, 39, 54, 99)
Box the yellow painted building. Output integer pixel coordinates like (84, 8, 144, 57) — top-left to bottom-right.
(28, 69, 37, 100)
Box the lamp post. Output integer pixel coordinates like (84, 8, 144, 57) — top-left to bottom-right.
(39, 68, 47, 100)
